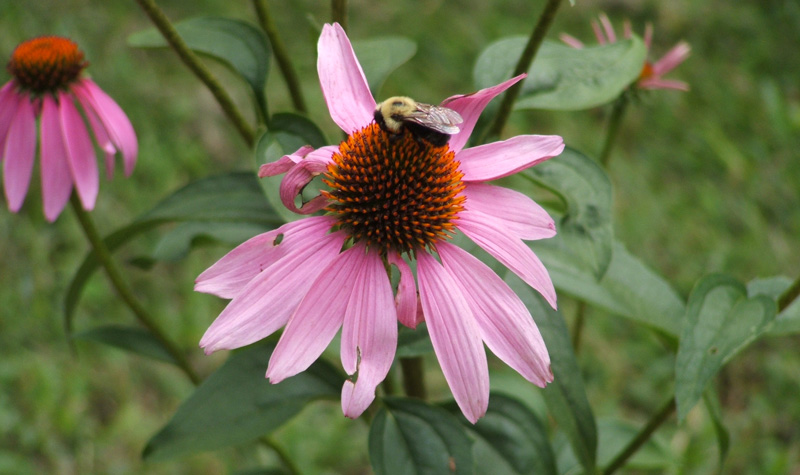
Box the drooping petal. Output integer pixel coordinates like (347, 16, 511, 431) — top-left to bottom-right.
(2, 94, 36, 212)
(651, 42, 691, 76)
(199, 229, 346, 353)
(458, 213, 557, 309)
(637, 77, 690, 92)
(72, 79, 138, 176)
(195, 215, 337, 298)
(441, 75, 526, 153)
(462, 183, 556, 240)
(559, 33, 584, 49)
(643, 23, 653, 50)
(591, 19, 607, 45)
(388, 253, 420, 328)
(437, 242, 553, 386)
(598, 13, 617, 43)
(0, 82, 19, 154)
(258, 145, 316, 177)
(622, 19, 633, 40)
(279, 155, 331, 214)
(457, 134, 564, 182)
(267, 244, 367, 383)
(317, 23, 375, 134)
(341, 245, 397, 418)
(40, 95, 73, 221)
(77, 94, 115, 180)
(58, 90, 98, 211)
(417, 251, 488, 424)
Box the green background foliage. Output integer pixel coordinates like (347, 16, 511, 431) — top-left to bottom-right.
(1, 0, 799, 473)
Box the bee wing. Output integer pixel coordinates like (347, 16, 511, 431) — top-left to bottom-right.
(407, 102, 463, 135)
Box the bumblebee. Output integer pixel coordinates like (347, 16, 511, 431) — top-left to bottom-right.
(374, 96, 463, 147)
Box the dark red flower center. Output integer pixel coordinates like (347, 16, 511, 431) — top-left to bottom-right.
(322, 122, 466, 255)
(7, 36, 87, 93)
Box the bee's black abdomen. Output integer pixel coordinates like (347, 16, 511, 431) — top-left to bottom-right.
(405, 121, 451, 147)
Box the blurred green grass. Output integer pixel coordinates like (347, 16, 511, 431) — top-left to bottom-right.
(1, 0, 799, 473)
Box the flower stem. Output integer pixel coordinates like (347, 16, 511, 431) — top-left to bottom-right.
(69, 195, 201, 385)
(331, 0, 348, 31)
(483, 0, 564, 141)
(134, 0, 256, 146)
(602, 396, 676, 475)
(252, 0, 307, 113)
(400, 356, 427, 399)
(598, 94, 629, 167)
(778, 275, 800, 312)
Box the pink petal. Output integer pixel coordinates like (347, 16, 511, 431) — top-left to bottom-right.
(40, 96, 73, 221)
(0, 82, 19, 154)
(341, 245, 397, 418)
(195, 215, 337, 298)
(637, 78, 690, 92)
(437, 242, 552, 386)
(417, 251, 488, 424)
(457, 134, 564, 182)
(267, 244, 367, 383)
(651, 42, 691, 76)
(462, 183, 556, 240)
(77, 93, 115, 180)
(72, 79, 138, 176)
(598, 13, 617, 43)
(441, 75, 526, 153)
(58, 90, 98, 211)
(258, 145, 316, 177)
(458, 213, 557, 309)
(279, 155, 331, 214)
(591, 20, 607, 45)
(3, 94, 36, 212)
(199, 229, 346, 353)
(623, 20, 633, 40)
(388, 253, 420, 328)
(643, 23, 653, 51)
(317, 23, 375, 134)
(559, 33, 584, 49)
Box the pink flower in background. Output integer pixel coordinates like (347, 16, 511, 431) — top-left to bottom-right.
(1, 36, 137, 221)
(561, 13, 691, 91)
(196, 23, 563, 423)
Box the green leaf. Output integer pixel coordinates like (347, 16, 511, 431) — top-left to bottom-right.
(675, 274, 777, 420)
(507, 275, 597, 474)
(144, 341, 342, 461)
(150, 221, 270, 262)
(748, 276, 800, 336)
(369, 397, 473, 475)
(255, 116, 330, 224)
(535, 239, 685, 338)
(72, 324, 177, 364)
(444, 393, 557, 475)
(703, 388, 730, 471)
(523, 146, 613, 278)
(352, 37, 417, 96)
(64, 173, 281, 337)
(128, 17, 271, 119)
(474, 38, 647, 110)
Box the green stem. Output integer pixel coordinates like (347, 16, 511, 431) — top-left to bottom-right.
(69, 195, 200, 385)
(571, 301, 587, 353)
(602, 397, 676, 475)
(252, 0, 307, 113)
(598, 94, 629, 167)
(134, 0, 256, 146)
(331, 0, 348, 31)
(483, 0, 564, 142)
(778, 275, 800, 312)
(400, 357, 426, 399)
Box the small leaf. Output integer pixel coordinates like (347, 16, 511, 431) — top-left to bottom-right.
(72, 325, 176, 364)
(523, 146, 613, 278)
(508, 275, 597, 474)
(369, 397, 473, 475)
(535, 239, 685, 337)
(474, 38, 647, 110)
(352, 37, 417, 95)
(144, 341, 342, 461)
(444, 393, 557, 475)
(675, 274, 777, 420)
(748, 276, 800, 336)
(64, 173, 281, 337)
(128, 17, 271, 118)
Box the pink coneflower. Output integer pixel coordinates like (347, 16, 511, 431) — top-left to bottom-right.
(561, 13, 691, 91)
(196, 23, 564, 423)
(0, 36, 137, 221)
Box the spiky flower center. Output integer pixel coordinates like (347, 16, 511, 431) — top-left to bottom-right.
(7, 36, 87, 93)
(323, 122, 466, 255)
